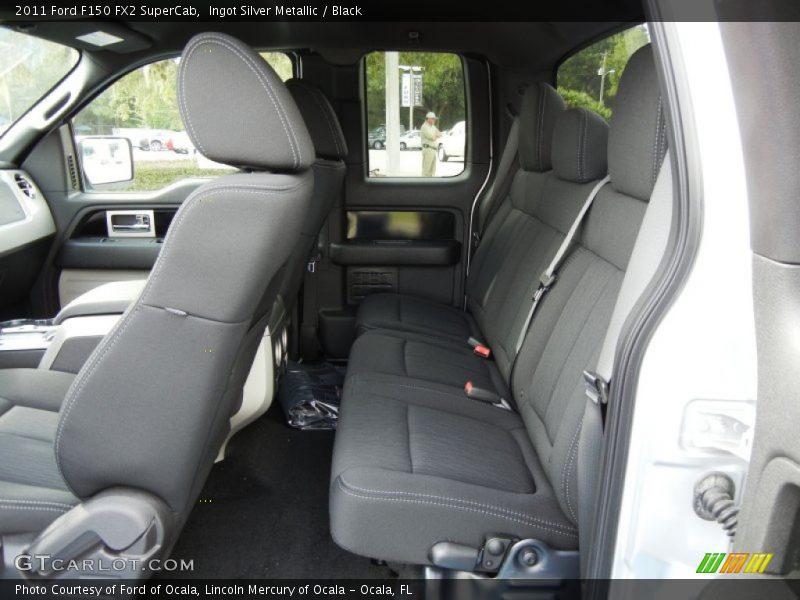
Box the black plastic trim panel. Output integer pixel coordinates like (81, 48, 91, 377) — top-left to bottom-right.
(330, 239, 461, 266)
(57, 237, 162, 270)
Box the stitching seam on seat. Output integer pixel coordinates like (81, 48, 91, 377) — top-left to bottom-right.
(177, 41, 207, 155)
(182, 35, 301, 168)
(561, 417, 583, 523)
(0, 505, 69, 513)
(337, 477, 576, 533)
(54, 184, 305, 494)
(139, 302, 250, 326)
(537, 84, 546, 169)
(0, 499, 73, 510)
(337, 479, 576, 537)
(406, 404, 414, 474)
(196, 34, 301, 168)
(579, 110, 587, 181)
(652, 97, 663, 186)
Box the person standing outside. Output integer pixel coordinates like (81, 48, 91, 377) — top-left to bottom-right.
(420, 111, 442, 177)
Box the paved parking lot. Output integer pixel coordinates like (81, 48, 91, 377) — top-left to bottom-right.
(131, 147, 465, 177)
(368, 149, 465, 177)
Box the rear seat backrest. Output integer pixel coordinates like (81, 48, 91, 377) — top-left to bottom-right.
(511, 45, 667, 525)
(279, 78, 348, 312)
(466, 83, 564, 323)
(472, 107, 609, 379)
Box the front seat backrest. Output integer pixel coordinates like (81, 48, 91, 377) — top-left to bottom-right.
(279, 78, 348, 312)
(53, 32, 315, 520)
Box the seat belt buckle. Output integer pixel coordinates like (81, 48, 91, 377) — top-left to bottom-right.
(465, 380, 497, 403)
(467, 337, 492, 358)
(583, 370, 609, 405)
(473, 344, 491, 359)
(464, 381, 510, 410)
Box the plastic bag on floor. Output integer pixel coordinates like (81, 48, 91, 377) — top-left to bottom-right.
(278, 362, 345, 430)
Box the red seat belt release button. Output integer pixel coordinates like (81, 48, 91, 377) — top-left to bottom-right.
(464, 380, 502, 404)
(473, 344, 491, 359)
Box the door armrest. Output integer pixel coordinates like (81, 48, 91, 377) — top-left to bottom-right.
(54, 279, 146, 324)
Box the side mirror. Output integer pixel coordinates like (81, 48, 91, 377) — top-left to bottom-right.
(77, 137, 134, 186)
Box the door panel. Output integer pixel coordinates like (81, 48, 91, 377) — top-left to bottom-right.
(332, 239, 461, 267)
(58, 269, 150, 307)
(21, 128, 204, 316)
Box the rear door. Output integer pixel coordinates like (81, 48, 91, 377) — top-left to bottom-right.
(721, 18, 800, 575)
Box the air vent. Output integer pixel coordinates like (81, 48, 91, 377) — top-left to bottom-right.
(14, 173, 35, 199)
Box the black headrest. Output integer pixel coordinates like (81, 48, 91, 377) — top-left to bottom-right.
(178, 33, 314, 172)
(518, 82, 566, 172)
(551, 108, 609, 183)
(285, 78, 348, 161)
(608, 44, 668, 201)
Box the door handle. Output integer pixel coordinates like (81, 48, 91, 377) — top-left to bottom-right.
(106, 210, 156, 238)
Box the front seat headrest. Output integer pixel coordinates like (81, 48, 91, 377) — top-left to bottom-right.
(178, 32, 315, 172)
(285, 78, 348, 161)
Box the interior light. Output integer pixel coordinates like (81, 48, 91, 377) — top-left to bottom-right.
(76, 31, 124, 47)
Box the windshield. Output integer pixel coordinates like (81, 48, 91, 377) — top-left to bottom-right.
(0, 28, 79, 136)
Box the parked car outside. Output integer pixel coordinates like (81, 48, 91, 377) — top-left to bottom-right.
(165, 131, 194, 154)
(368, 124, 408, 149)
(438, 120, 466, 161)
(399, 129, 421, 150)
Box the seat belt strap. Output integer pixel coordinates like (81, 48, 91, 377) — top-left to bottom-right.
(582, 156, 673, 418)
(514, 175, 611, 355)
(576, 158, 672, 574)
(474, 117, 520, 248)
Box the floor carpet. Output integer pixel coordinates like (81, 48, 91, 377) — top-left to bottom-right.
(165, 406, 394, 579)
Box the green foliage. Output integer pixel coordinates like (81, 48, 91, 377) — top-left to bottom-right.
(365, 52, 466, 132)
(261, 52, 294, 81)
(557, 25, 649, 118)
(73, 53, 293, 135)
(112, 160, 233, 192)
(74, 59, 182, 133)
(557, 87, 612, 121)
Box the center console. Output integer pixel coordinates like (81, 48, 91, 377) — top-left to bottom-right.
(0, 278, 286, 462)
(0, 280, 146, 372)
(0, 319, 58, 369)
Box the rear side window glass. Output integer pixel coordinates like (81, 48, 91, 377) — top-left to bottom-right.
(72, 52, 293, 192)
(557, 25, 650, 120)
(364, 51, 466, 178)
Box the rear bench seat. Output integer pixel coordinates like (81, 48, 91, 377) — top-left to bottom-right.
(355, 81, 566, 350)
(346, 101, 610, 397)
(330, 45, 668, 567)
